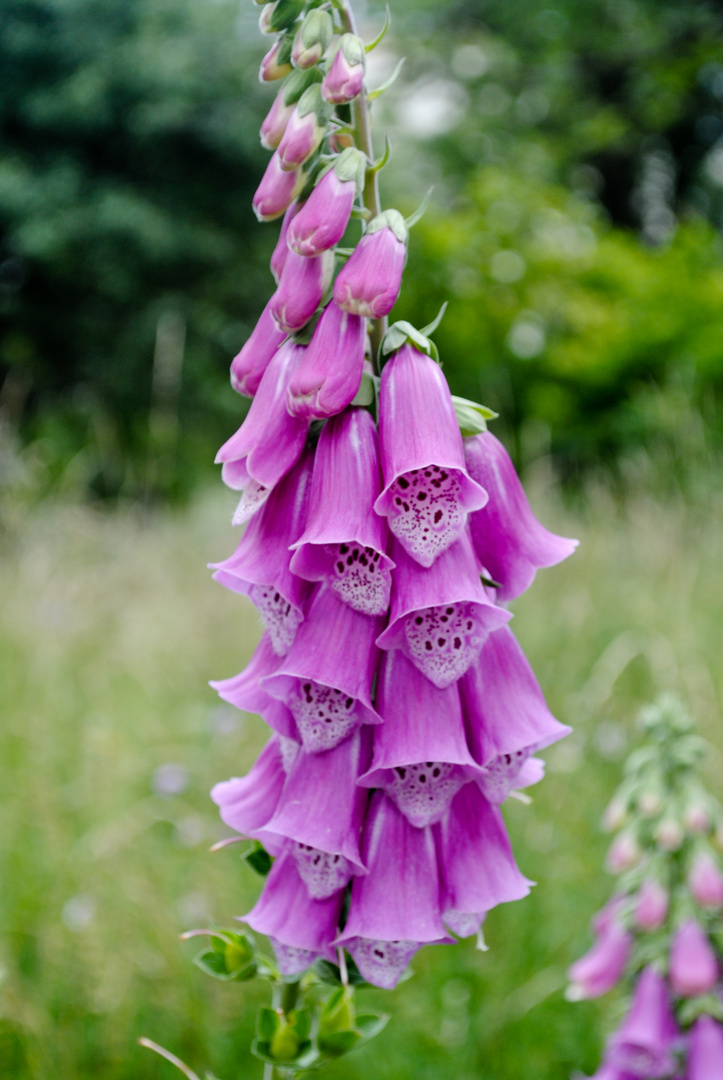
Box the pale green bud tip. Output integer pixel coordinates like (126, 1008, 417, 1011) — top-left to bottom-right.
(367, 208, 408, 243)
(340, 33, 366, 67)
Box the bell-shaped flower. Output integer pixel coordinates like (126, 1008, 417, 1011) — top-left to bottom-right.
(270, 202, 301, 284)
(286, 302, 365, 420)
(435, 783, 532, 938)
(687, 1016, 723, 1080)
(358, 650, 484, 828)
(689, 851, 723, 907)
(229, 299, 288, 398)
(210, 451, 314, 655)
(634, 878, 668, 930)
(215, 340, 309, 524)
(263, 729, 371, 898)
(287, 149, 365, 257)
(460, 624, 571, 803)
(211, 736, 287, 856)
(243, 851, 343, 975)
(291, 9, 333, 69)
(277, 85, 331, 171)
(321, 34, 365, 104)
(377, 531, 510, 688)
(336, 792, 451, 988)
(269, 248, 334, 334)
(253, 150, 307, 221)
(334, 209, 407, 318)
(290, 408, 394, 615)
(260, 88, 295, 150)
(567, 921, 632, 1000)
(209, 634, 300, 742)
(261, 585, 382, 753)
(464, 432, 578, 602)
(592, 895, 627, 936)
(607, 966, 678, 1078)
(374, 344, 488, 566)
(259, 36, 293, 82)
(669, 920, 718, 997)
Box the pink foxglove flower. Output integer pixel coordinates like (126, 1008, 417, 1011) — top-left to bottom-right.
(669, 920, 718, 997)
(591, 895, 627, 936)
(687, 1016, 723, 1080)
(210, 451, 313, 655)
(290, 408, 394, 616)
(253, 150, 307, 221)
(291, 9, 332, 69)
(243, 852, 343, 974)
(464, 431, 578, 601)
(286, 301, 365, 419)
(229, 299, 287, 397)
(567, 922, 632, 1000)
(210, 635, 299, 742)
(634, 878, 669, 930)
(259, 36, 293, 82)
(334, 209, 407, 317)
(460, 625, 571, 803)
(211, 736, 288, 856)
(260, 88, 295, 150)
(261, 586, 382, 753)
(689, 851, 723, 907)
(321, 34, 365, 105)
(374, 343, 488, 566)
(606, 832, 641, 873)
(287, 148, 364, 256)
(263, 728, 370, 898)
(358, 649, 484, 828)
(270, 201, 301, 284)
(336, 792, 451, 989)
(215, 340, 308, 523)
(376, 531, 510, 688)
(608, 966, 679, 1078)
(277, 85, 330, 171)
(269, 248, 334, 333)
(435, 782, 532, 938)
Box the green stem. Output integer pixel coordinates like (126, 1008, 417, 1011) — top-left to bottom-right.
(338, 0, 387, 374)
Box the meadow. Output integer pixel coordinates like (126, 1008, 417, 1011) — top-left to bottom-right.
(2, 466, 722, 1080)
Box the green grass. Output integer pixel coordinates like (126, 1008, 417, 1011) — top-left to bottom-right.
(1, 478, 722, 1079)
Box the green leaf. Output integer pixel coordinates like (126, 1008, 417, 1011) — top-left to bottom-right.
(364, 5, 391, 52)
(244, 842, 273, 877)
(452, 395, 499, 436)
(355, 1013, 390, 1042)
(257, 1007, 280, 1043)
(288, 1007, 312, 1043)
(420, 301, 448, 338)
(367, 57, 405, 101)
(318, 1029, 360, 1057)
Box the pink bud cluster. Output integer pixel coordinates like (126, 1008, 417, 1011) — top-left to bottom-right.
(207, 0, 578, 992)
(568, 699, 723, 1080)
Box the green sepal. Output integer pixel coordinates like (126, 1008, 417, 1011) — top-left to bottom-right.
(355, 1013, 390, 1042)
(243, 841, 274, 877)
(367, 208, 407, 243)
(294, 8, 333, 56)
(351, 371, 377, 407)
(382, 320, 438, 362)
(318, 1029, 360, 1057)
(296, 83, 334, 122)
(253, 1007, 316, 1068)
(453, 395, 498, 436)
(265, 0, 308, 34)
(190, 929, 257, 982)
(282, 65, 323, 107)
(313, 955, 370, 987)
(678, 993, 723, 1026)
(256, 1007, 280, 1042)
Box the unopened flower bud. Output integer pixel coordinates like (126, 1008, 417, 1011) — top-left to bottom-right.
(269, 1020, 302, 1062)
(638, 783, 664, 817)
(287, 301, 366, 419)
(270, 201, 301, 283)
(591, 894, 626, 935)
(669, 920, 718, 997)
(334, 210, 407, 318)
(655, 815, 684, 852)
(259, 35, 294, 82)
(684, 800, 712, 835)
(287, 148, 365, 256)
(292, 9, 333, 69)
(689, 851, 723, 907)
(318, 987, 356, 1048)
(606, 832, 640, 874)
(253, 151, 307, 221)
(269, 248, 334, 333)
(260, 90, 295, 150)
(688, 1016, 723, 1080)
(634, 878, 668, 931)
(277, 85, 332, 171)
(230, 299, 287, 397)
(321, 34, 365, 104)
(602, 796, 628, 832)
(567, 921, 632, 1000)
(259, 0, 307, 36)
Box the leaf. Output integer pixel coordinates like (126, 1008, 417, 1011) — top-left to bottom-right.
(452, 395, 499, 436)
(318, 1030, 360, 1057)
(193, 949, 229, 979)
(364, 5, 391, 52)
(367, 57, 405, 101)
(405, 186, 434, 229)
(355, 1013, 390, 1042)
(257, 1007, 280, 1043)
(243, 842, 273, 877)
(420, 300, 448, 338)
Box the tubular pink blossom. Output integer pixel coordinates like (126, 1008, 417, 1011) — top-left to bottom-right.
(287, 168, 356, 256)
(460, 624, 571, 803)
(376, 531, 510, 688)
(358, 650, 484, 828)
(261, 585, 383, 753)
(260, 88, 295, 150)
(270, 201, 302, 284)
(606, 832, 641, 874)
(215, 340, 309, 522)
(321, 35, 365, 104)
(333, 215, 406, 318)
(263, 728, 371, 897)
(286, 302, 365, 419)
(669, 920, 718, 997)
(209, 635, 300, 742)
(211, 736, 287, 856)
(290, 409, 394, 615)
(687, 1015, 723, 1080)
(210, 451, 314, 655)
(634, 878, 668, 930)
(592, 895, 627, 935)
(435, 782, 532, 937)
(464, 431, 578, 602)
(269, 248, 334, 334)
(277, 105, 326, 171)
(336, 792, 452, 988)
(375, 344, 488, 566)
(242, 851, 343, 974)
(608, 966, 678, 1078)
(688, 851, 723, 907)
(230, 300, 287, 398)
(253, 151, 307, 221)
(567, 921, 632, 999)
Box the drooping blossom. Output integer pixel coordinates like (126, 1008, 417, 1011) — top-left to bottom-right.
(270, 201, 302, 283)
(269, 248, 334, 333)
(633, 878, 668, 930)
(229, 299, 287, 397)
(291, 9, 333, 69)
(334, 210, 407, 318)
(211, 736, 288, 856)
(687, 1016, 723, 1080)
(321, 34, 365, 104)
(567, 921, 632, 1000)
(287, 148, 364, 257)
(688, 851, 723, 908)
(290, 408, 394, 615)
(277, 85, 330, 171)
(607, 966, 679, 1079)
(259, 36, 293, 82)
(374, 344, 488, 566)
(286, 301, 366, 418)
(253, 150, 307, 221)
(669, 920, 718, 997)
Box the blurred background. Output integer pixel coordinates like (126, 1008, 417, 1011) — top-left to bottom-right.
(2, 0, 723, 1077)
